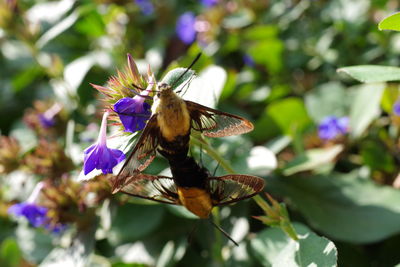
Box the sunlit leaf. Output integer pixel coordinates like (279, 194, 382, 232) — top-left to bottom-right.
(282, 145, 343, 176)
(156, 240, 187, 267)
(349, 83, 385, 138)
(378, 12, 400, 31)
(161, 68, 196, 90)
(183, 65, 226, 108)
(338, 65, 400, 83)
(36, 11, 80, 48)
(222, 9, 254, 29)
(250, 223, 337, 267)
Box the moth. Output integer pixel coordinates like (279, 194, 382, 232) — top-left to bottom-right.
(112, 54, 254, 192)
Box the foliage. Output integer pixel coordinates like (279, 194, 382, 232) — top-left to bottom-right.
(1, 0, 400, 266)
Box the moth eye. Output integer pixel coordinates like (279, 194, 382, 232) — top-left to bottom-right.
(157, 92, 161, 97)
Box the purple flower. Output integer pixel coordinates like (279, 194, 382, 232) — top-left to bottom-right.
(135, 0, 154, 15)
(83, 112, 125, 175)
(393, 101, 400, 116)
(318, 116, 349, 141)
(8, 202, 48, 227)
(243, 54, 255, 67)
(114, 96, 151, 133)
(38, 103, 62, 128)
(176, 12, 197, 44)
(201, 0, 219, 7)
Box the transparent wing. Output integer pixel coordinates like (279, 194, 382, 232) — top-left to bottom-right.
(119, 173, 179, 204)
(112, 115, 160, 193)
(185, 101, 254, 137)
(208, 175, 265, 206)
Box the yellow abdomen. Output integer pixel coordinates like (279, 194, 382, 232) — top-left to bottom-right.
(177, 187, 213, 219)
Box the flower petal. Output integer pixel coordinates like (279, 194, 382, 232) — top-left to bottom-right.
(176, 12, 196, 44)
(9, 202, 48, 227)
(114, 97, 151, 133)
(83, 142, 125, 175)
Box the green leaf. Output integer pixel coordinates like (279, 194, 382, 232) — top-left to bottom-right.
(381, 85, 399, 113)
(244, 25, 279, 40)
(253, 98, 312, 141)
(349, 83, 385, 139)
(108, 204, 164, 245)
(11, 65, 43, 92)
(360, 141, 395, 173)
(378, 12, 400, 31)
(161, 68, 196, 90)
(282, 145, 343, 176)
(305, 82, 350, 122)
(0, 238, 21, 267)
(267, 172, 400, 243)
(248, 40, 284, 74)
(250, 223, 337, 267)
(338, 65, 400, 83)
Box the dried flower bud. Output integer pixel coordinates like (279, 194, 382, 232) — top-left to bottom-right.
(0, 136, 21, 174)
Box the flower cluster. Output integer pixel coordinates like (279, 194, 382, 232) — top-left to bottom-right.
(23, 100, 65, 138)
(24, 139, 74, 179)
(8, 182, 64, 233)
(83, 112, 125, 175)
(84, 55, 154, 177)
(318, 116, 349, 141)
(0, 136, 20, 174)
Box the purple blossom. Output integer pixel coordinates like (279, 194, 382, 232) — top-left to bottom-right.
(243, 54, 255, 67)
(318, 116, 349, 141)
(135, 0, 154, 15)
(201, 0, 219, 8)
(114, 96, 151, 133)
(393, 101, 400, 116)
(83, 112, 125, 175)
(38, 103, 62, 128)
(39, 114, 55, 128)
(8, 202, 48, 227)
(176, 12, 197, 44)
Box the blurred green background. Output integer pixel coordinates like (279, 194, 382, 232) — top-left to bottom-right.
(2, 0, 400, 266)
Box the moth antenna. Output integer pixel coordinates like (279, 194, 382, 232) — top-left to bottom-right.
(176, 74, 195, 96)
(131, 83, 145, 91)
(212, 161, 220, 176)
(209, 219, 239, 247)
(172, 53, 202, 88)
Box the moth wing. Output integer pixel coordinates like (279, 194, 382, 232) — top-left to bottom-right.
(119, 173, 179, 204)
(185, 100, 254, 137)
(112, 115, 160, 193)
(208, 175, 265, 206)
